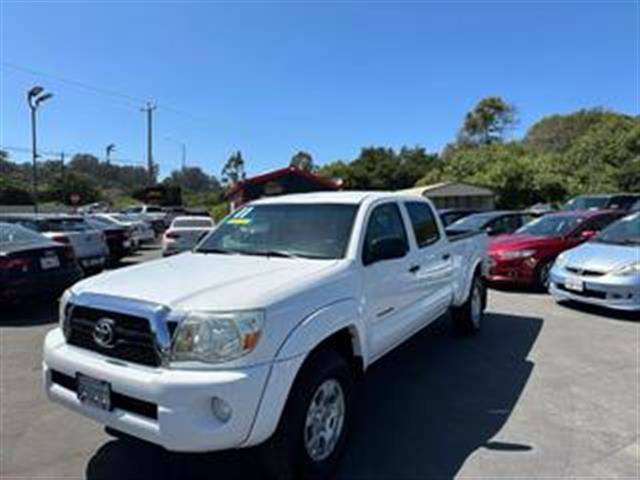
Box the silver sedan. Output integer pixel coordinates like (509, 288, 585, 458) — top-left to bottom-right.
(549, 212, 640, 312)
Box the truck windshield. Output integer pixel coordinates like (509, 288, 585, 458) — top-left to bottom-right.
(592, 213, 640, 245)
(516, 215, 583, 236)
(196, 204, 358, 259)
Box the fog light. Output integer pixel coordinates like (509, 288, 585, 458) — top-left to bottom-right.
(211, 397, 232, 422)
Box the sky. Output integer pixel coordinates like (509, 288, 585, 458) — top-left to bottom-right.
(0, 1, 638, 179)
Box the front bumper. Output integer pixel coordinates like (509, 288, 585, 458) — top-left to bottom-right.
(486, 255, 537, 285)
(43, 328, 273, 452)
(549, 266, 640, 312)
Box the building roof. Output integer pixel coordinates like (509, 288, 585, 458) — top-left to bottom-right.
(227, 165, 340, 197)
(399, 181, 495, 197)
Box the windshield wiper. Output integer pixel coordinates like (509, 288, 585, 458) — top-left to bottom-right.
(248, 249, 300, 259)
(196, 247, 239, 255)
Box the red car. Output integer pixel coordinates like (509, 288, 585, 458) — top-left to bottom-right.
(487, 210, 622, 290)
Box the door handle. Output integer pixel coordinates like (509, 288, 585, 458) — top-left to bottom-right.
(409, 265, 421, 273)
(442, 254, 451, 261)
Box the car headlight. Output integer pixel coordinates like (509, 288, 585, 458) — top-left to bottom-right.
(554, 252, 569, 269)
(171, 310, 264, 364)
(58, 289, 73, 338)
(499, 249, 536, 259)
(612, 262, 640, 277)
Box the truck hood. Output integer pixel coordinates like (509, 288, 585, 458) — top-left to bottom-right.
(489, 234, 556, 252)
(561, 242, 639, 273)
(70, 252, 340, 310)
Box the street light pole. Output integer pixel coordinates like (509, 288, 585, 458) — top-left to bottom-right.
(106, 144, 115, 165)
(30, 105, 38, 213)
(142, 102, 157, 186)
(27, 86, 53, 214)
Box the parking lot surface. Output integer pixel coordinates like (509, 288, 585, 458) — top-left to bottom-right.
(1, 244, 638, 479)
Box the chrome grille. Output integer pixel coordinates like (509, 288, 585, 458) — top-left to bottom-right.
(66, 305, 160, 367)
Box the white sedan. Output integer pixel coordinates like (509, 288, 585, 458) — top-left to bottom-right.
(162, 216, 215, 256)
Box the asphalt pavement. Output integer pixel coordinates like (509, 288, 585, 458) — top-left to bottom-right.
(1, 244, 638, 479)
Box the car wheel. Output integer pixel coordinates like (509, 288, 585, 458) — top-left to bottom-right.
(535, 260, 552, 292)
(452, 274, 485, 335)
(260, 350, 354, 480)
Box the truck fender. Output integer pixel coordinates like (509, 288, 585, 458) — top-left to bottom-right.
(243, 298, 364, 447)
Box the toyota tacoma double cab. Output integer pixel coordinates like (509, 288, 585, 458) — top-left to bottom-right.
(44, 191, 488, 479)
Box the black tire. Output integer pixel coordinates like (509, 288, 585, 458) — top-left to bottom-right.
(534, 259, 553, 292)
(451, 274, 485, 335)
(260, 349, 354, 480)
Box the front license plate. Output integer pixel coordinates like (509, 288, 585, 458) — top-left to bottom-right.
(77, 374, 111, 411)
(565, 276, 584, 292)
(40, 253, 60, 270)
(82, 258, 104, 267)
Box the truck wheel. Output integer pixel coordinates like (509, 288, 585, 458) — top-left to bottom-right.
(260, 350, 354, 480)
(452, 274, 485, 335)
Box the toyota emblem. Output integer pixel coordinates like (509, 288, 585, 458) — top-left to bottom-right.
(93, 318, 116, 348)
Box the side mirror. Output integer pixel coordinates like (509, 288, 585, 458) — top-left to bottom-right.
(485, 226, 496, 236)
(365, 237, 407, 265)
(580, 230, 596, 239)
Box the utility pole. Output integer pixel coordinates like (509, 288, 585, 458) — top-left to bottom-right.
(181, 143, 187, 170)
(27, 86, 54, 214)
(142, 102, 157, 186)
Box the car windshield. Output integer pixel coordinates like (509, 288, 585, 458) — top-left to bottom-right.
(0, 223, 47, 245)
(564, 196, 608, 210)
(196, 204, 358, 259)
(516, 215, 583, 236)
(593, 213, 640, 245)
(449, 213, 497, 230)
(172, 218, 213, 228)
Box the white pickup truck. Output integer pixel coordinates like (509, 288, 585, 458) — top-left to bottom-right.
(44, 192, 488, 479)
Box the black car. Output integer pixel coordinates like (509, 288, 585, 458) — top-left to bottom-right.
(438, 209, 480, 227)
(0, 222, 83, 303)
(85, 217, 133, 264)
(448, 211, 535, 236)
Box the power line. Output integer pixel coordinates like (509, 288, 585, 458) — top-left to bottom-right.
(0, 145, 146, 165)
(2, 62, 147, 107)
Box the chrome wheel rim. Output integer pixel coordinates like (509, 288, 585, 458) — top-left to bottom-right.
(471, 282, 482, 329)
(540, 263, 551, 289)
(304, 378, 345, 462)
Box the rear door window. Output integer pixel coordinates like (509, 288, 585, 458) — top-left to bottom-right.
(405, 202, 440, 248)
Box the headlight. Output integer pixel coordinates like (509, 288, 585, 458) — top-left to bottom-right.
(612, 262, 640, 277)
(171, 310, 264, 364)
(499, 249, 536, 259)
(58, 289, 73, 338)
(554, 252, 569, 268)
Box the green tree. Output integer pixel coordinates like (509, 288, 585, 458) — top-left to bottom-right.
(221, 151, 246, 186)
(524, 109, 620, 154)
(290, 151, 315, 171)
(168, 166, 220, 193)
(459, 96, 517, 145)
(317, 160, 352, 186)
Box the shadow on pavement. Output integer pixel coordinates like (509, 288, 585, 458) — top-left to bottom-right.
(85, 311, 542, 480)
(0, 298, 58, 327)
